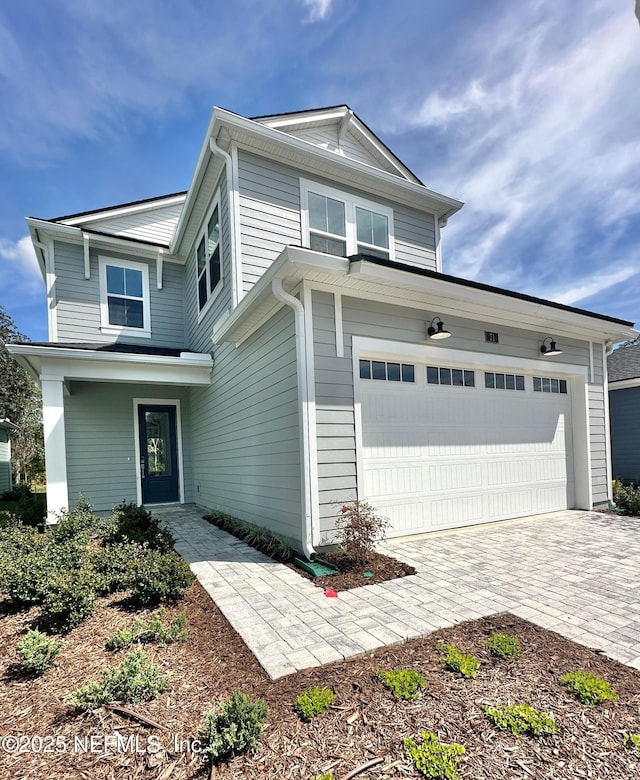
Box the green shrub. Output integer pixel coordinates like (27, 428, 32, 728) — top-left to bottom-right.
(440, 643, 480, 679)
(101, 502, 175, 552)
(91, 542, 143, 595)
(310, 775, 334, 780)
(0, 528, 50, 604)
(296, 687, 335, 720)
(50, 497, 98, 542)
(403, 731, 465, 780)
(205, 512, 294, 562)
(1, 483, 33, 502)
(106, 609, 187, 650)
(199, 690, 268, 764)
(12, 494, 46, 527)
(40, 569, 97, 633)
(335, 501, 389, 565)
(486, 632, 522, 659)
(129, 548, 195, 606)
(17, 630, 62, 675)
(484, 703, 557, 737)
(624, 732, 640, 755)
(560, 671, 619, 706)
(378, 668, 426, 700)
(612, 481, 640, 516)
(66, 647, 171, 710)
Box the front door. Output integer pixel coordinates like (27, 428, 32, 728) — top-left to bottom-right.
(138, 404, 179, 504)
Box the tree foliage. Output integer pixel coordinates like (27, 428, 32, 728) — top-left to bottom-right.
(0, 305, 44, 484)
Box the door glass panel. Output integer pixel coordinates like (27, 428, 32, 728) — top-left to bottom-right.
(145, 412, 173, 477)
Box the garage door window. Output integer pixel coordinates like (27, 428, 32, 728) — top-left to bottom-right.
(484, 372, 525, 391)
(360, 360, 415, 383)
(427, 366, 475, 387)
(533, 376, 567, 394)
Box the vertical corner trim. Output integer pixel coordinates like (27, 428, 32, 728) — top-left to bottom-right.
(82, 233, 90, 280)
(334, 292, 344, 358)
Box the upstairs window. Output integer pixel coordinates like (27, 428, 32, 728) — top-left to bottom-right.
(99, 257, 150, 336)
(302, 180, 393, 260)
(196, 195, 222, 314)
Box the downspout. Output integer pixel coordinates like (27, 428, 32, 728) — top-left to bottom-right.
(209, 135, 239, 308)
(271, 278, 316, 560)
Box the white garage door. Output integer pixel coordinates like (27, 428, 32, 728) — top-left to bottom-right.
(359, 359, 574, 537)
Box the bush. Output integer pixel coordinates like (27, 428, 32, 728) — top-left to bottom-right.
(101, 502, 175, 552)
(199, 690, 268, 764)
(484, 703, 557, 737)
(403, 731, 465, 780)
(624, 732, 640, 755)
(128, 548, 195, 606)
(204, 512, 294, 562)
(17, 630, 62, 675)
(296, 687, 335, 720)
(67, 648, 171, 710)
(12, 494, 46, 527)
(440, 643, 480, 679)
(560, 671, 619, 706)
(612, 481, 640, 516)
(335, 501, 389, 565)
(486, 632, 522, 659)
(91, 542, 143, 595)
(310, 775, 334, 780)
(50, 497, 98, 542)
(0, 526, 49, 603)
(40, 569, 97, 633)
(378, 668, 426, 700)
(106, 609, 187, 650)
(1, 483, 33, 502)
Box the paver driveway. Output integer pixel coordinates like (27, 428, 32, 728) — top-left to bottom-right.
(159, 507, 640, 680)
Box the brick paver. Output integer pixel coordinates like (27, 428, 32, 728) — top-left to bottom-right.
(157, 507, 640, 679)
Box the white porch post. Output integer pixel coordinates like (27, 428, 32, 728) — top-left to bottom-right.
(41, 376, 68, 523)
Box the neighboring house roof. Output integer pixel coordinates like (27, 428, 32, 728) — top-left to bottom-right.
(608, 344, 640, 383)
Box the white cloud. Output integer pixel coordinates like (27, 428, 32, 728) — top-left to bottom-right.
(301, 0, 333, 22)
(0, 236, 43, 293)
(546, 262, 640, 306)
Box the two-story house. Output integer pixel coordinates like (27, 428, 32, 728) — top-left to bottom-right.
(9, 105, 636, 554)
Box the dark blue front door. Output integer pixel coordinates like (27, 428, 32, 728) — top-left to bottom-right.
(138, 405, 179, 504)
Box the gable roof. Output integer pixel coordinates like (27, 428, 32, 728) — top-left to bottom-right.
(608, 344, 640, 382)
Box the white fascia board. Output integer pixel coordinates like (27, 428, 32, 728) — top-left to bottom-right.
(609, 378, 640, 391)
(25, 219, 184, 263)
(212, 246, 349, 344)
(348, 260, 637, 343)
(7, 344, 212, 386)
(59, 194, 186, 227)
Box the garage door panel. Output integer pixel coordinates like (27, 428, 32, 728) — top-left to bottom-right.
(361, 365, 574, 536)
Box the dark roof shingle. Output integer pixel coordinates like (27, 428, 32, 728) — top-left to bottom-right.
(608, 344, 640, 382)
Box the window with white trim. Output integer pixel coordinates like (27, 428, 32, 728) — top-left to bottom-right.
(99, 257, 151, 336)
(484, 372, 525, 391)
(302, 180, 393, 260)
(427, 366, 475, 387)
(195, 194, 222, 313)
(360, 359, 415, 382)
(533, 376, 568, 394)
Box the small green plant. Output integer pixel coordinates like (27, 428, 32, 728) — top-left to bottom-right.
(335, 500, 390, 565)
(310, 775, 334, 780)
(486, 632, 522, 658)
(404, 731, 465, 780)
(101, 502, 175, 552)
(40, 568, 97, 633)
(128, 548, 195, 606)
(199, 690, 268, 764)
(560, 671, 619, 706)
(296, 687, 335, 720)
(66, 648, 171, 710)
(106, 609, 187, 650)
(204, 512, 294, 562)
(612, 480, 640, 516)
(484, 703, 557, 737)
(91, 542, 143, 595)
(624, 732, 640, 755)
(17, 630, 62, 675)
(378, 668, 426, 700)
(440, 643, 480, 679)
(50, 497, 98, 542)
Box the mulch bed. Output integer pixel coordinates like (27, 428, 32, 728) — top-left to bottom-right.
(292, 550, 416, 591)
(2, 581, 640, 779)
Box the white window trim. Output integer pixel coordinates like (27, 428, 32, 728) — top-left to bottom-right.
(300, 178, 395, 261)
(99, 256, 151, 338)
(195, 191, 225, 323)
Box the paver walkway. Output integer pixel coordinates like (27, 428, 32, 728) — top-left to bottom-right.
(157, 506, 640, 680)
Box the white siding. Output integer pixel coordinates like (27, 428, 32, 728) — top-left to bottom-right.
(78, 202, 183, 246)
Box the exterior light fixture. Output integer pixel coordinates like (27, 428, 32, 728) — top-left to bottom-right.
(427, 316, 451, 340)
(540, 337, 562, 356)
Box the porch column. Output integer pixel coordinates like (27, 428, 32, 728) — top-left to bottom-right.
(41, 376, 68, 523)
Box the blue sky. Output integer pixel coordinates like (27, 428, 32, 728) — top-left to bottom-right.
(1, 0, 639, 341)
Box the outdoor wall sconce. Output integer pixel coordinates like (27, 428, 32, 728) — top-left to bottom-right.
(427, 316, 451, 340)
(540, 337, 562, 356)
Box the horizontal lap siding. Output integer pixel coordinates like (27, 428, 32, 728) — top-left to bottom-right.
(80, 202, 182, 246)
(64, 382, 193, 511)
(588, 384, 608, 504)
(54, 241, 185, 348)
(238, 152, 301, 292)
(191, 305, 302, 546)
(609, 387, 640, 481)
